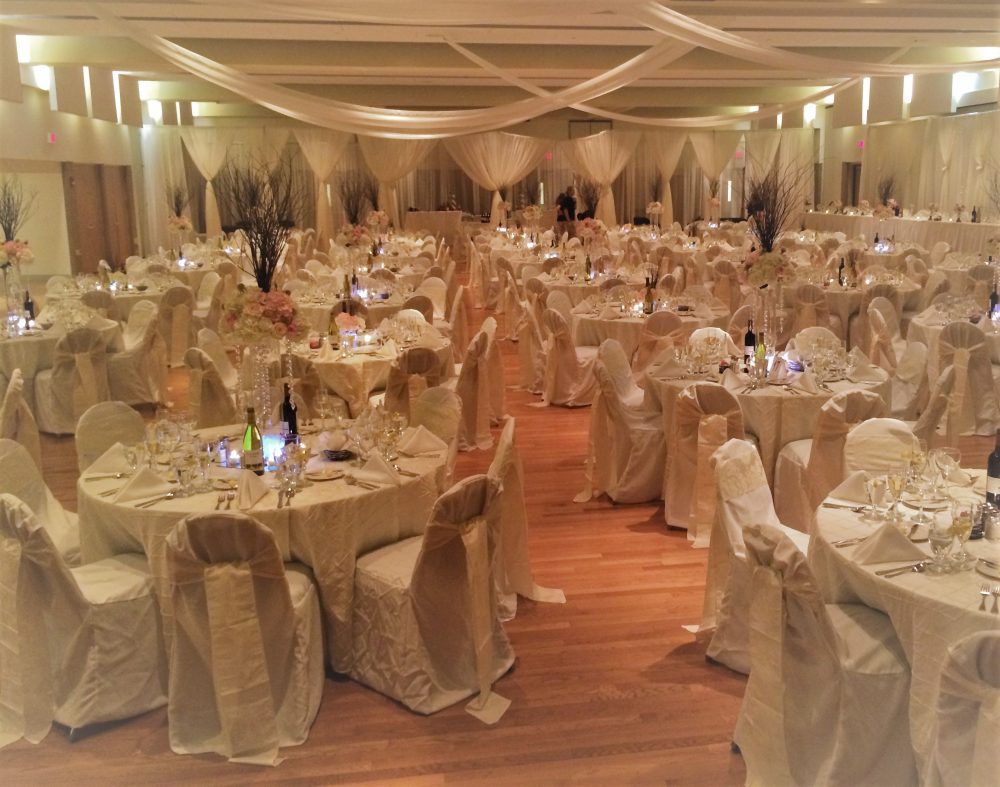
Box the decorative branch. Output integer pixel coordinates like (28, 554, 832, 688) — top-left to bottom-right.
(337, 168, 372, 225)
(983, 161, 1000, 220)
(745, 161, 809, 253)
(650, 171, 663, 202)
(0, 176, 38, 241)
(877, 175, 895, 206)
(523, 174, 540, 206)
(578, 179, 600, 214)
(216, 154, 308, 292)
(165, 184, 190, 218)
(361, 169, 380, 212)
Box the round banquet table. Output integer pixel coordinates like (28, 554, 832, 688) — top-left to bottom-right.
(783, 279, 921, 345)
(641, 364, 891, 486)
(539, 273, 646, 307)
(905, 309, 1000, 383)
(298, 337, 453, 417)
(809, 481, 1000, 781)
(294, 296, 405, 335)
(77, 424, 448, 672)
(571, 305, 728, 358)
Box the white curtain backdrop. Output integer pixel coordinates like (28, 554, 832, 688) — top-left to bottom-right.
(359, 137, 437, 228)
(777, 128, 816, 218)
(179, 127, 236, 237)
(141, 128, 187, 252)
(689, 130, 744, 217)
(562, 131, 641, 225)
(444, 132, 547, 225)
(744, 130, 782, 184)
(293, 128, 352, 240)
(860, 121, 925, 208)
(645, 131, 688, 225)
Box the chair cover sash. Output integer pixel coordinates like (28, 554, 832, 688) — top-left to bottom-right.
(385, 347, 441, 419)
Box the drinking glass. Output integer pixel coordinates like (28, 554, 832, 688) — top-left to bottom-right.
(907, 448, 935, 526)
(123, 443, 141, 476)
(927, 522, 954, 575)
(864, 475, 888, 522)
(932, 447, 962, 493)
(949, 499, 975, 570)
(885, 467, 907, 523)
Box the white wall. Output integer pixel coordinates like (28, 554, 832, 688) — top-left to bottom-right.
(0, 160, 70, 278)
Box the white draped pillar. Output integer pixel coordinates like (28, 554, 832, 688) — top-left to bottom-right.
(358, 137, 437, 229)
(688, 130, 744, 220)
(744, 130, 782, 184)
(180, 127, 236, 238)
(645, 131, 687, 225)
(562, 130, 641, 226)
(293, 128, 352, 239)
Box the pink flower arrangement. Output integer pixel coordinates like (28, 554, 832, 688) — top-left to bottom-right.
(365, 210, 389, 228)
(336, 224, 372, 246)
(221, 285, 302, 343)
(740, 250, 788, 288)
(334, 311, 365, 332)
(0, 239, 34, 268)
(167, 214, 193, 233)
(578, 217, 608, 242)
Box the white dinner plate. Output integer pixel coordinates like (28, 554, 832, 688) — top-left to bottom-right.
(305, 468, 343, 482)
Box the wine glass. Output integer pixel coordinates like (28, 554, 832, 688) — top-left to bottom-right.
(907, 447, 935, 526)
(932, 447, 962, 493)
(927, 521, 954, 575)
(864, 475, 888, 522)
(949, 499, 975, 571)
(885, 467, 907, 523)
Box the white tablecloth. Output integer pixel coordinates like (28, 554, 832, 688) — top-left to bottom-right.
(78, 425, 448, 673)
(571, 306, 728, 358)
(802, 212, 1000, 254)
(809, 488, 1000, 781)
(905, 309, 1000, 383)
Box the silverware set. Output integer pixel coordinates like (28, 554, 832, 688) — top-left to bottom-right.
(276, 488, 295, 508)
(978, 583, 1000, 613)
(875, 561, 928, 578)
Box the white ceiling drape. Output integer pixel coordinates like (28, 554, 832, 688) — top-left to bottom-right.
(562, 131, 641, 225)
(180, 127, 236, 237)
(689, 130, 743, 218)
(444, 132, 548, 226)
(358, 137, 437, 228)
(293, 129, 353, 241)
(644, 131, 687, 225)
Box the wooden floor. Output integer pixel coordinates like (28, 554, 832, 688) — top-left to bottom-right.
(2, 300, 992, 786)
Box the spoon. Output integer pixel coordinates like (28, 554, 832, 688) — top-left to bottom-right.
(86, 472, 129, 481)
(876, 561, 928, 578)
(344, 474, 378, 490)
(392, 463, 419, 478)
(135, 491, 178, 509)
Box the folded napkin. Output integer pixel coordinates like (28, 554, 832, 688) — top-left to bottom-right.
(415, 332, 441, 348)
(722, 368, 750, 391)
(316, 341, 339, 362)
(398, 424, 448, 456)
(317, 430, 348, 451)
(767, 356, 791, 384)
(847, 348, 883, 383)
(571, 297, 597, 315)
(114, 466, 174, 503)
(651, 353, 688, 378)
(827, 470, 871, 504)
(852, 523, 927, 564)
(379, 338, 398, 357)
(790, 370, 820, 394)
(84, 441, 129, 476)
(354, 452, 401, 486)
(597, 306, 621, 321)
(237, 469, 270, 510)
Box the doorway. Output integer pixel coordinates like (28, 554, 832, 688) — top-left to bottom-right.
(841, 162, 861, 207)
(62, 163, 137, 274)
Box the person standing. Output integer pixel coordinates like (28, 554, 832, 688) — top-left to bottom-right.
(557, 185, 577, 237)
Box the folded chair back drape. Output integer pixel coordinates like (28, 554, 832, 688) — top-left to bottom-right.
(402, 294, 434, 324)
(455, 331, 492, 451)
(480, 317, 505, 424)
(515, 303, 545, 394)
(159, 286, 196, 368)
(938, 321, 1000, 436)
(793, 283, 833, 334)
(385, 347, 441, 419)
(51, 328, 111, 426)
(665, 382, 744, 544)
(631, 310, 688, 374)
(711, 259, 743, 314)
(0, 370, 41, 469)
(448, 285, 470, 363)
(184, 348, 237, 429)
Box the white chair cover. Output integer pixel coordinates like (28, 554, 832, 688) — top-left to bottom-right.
(890, 340, 929, 420)
(34, 327, 111, 435)
(711, 259, 744, 314)
(194, 270, 221, 312)
(844, 417, 920, 475)
(350, 475, 514, 723)
(158, 285, 196, 368)
(927, 631, 1000, 787)
(0, 493, 165, 747)
(451, 331, 492, 451)
(866, 301, 899, 373)
(75, 401, 146, 472)
(913, 365, 958, 446)
(577, 339, 665, 504)
(0, 439, 79, 565)
(793, 283, 840, 336)
(664, 382, 744, 543)
(416, 276, 448, 320)
(164, 513, 323, 764)
(402, 294, 434, 324)
(80, 289, 119, 321)
(515, 301, 546, 394)
(487, 418, 565, 620)
(481, 316, 506, 424)
(631, 310, 690, 376)
(0, 370, 41, 470)
(734, 524, 915, 787)
(446, 285, 470, 364)
(184, 347, 238, 429)
(197, 327, 239, 390)
(938, 321, 1000, 435)
(539, 308, 597, 407)
(109, 303, 166, 406)
(773, 389, 886, 533)
(411, 386, 461, 487)
(502, 271, 524, 340)
(788, 326, 842, 357)
(545, 290, 573, 321)
(688, 326, 742, 357)
(384, 347, 441, 420)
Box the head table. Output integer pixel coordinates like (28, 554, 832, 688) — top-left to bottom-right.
(809, 479, 1000, 781)
(77, 423, 448, 673)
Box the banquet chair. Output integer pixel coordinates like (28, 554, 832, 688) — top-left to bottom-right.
(786, 325, 842, 357)
(487, 418, 565, 621)
(422, 264, 445, 282)
(411, 386, 461, 487)
(80, 289, 120, 322)
(0, 439, 80, 564)
(890, 340, 930, 420)
(726, 304, 754, 350)
(329, 298, 370, 322)
(544, 289, 573, 321)
(402, 294, 435, 324)
(929, 240, 950, 267)
(368, 267, 396, 283)
(75, 401, 146, 473)
(866, 300, 903, 373)
(479, 316, 506, 425)
(919, 270, 951, 311)
(711, 259, 744, 314)
(158, 285, 197, 368)
(444, 331, 492, 451)
(696, 439, 809, 675)
(438, 285, 470, 364)
(688, 326, 742, 357)
(164, 513, 324, 764)
(109, 303, 167, 406)
(912, 365, 958, 447)
(502, 271, 524, 340)
(197, 327, 239, 390)
(46, 275, 75, 296)
(193, 271, 221, 315)
(657, 272, 679, 296)
(937, 321, 1000, 435)
(579, 339, 665, 504)
(632, 310, 689, 375)
(383, 347, 442, 420)
(515, 301, 546, 394)
(277, 353, 324, 421)
(183, 348, 238, 429)
(0, 493, 166, 747)
(349, 475, 515, 722)
(734, 524, 915, 787)
(417, 276, 448, 320)
(34, 327, 111, 435)
(773, 389, 886, 533)
(792, 283, 843, 337)
(663, 382, 744, 543)
(849, 282, 902, 349)
(844, 417, 920, 474)
(539, 308, 598, 408)
(0, 369, 42, 470)
(216, 260, 240, 296)
(926, 630, 1000, 787)
(541, 257, 563, 276)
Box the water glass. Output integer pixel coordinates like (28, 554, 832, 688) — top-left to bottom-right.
(864, 475, 888, 522)
(927, 523, 954, 575)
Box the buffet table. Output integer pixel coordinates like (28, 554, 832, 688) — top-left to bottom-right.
(801, 212, 999, 254)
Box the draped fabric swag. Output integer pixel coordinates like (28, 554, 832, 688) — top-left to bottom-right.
(179, 127, 236, 238)
(562, 131, 641, 226)
(358, 137, 438, 229)
(688, 131, 744, 218)
(645, 131, 687, 224)
(293, 129, 353, 241)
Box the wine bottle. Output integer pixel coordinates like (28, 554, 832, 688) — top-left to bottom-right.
(873, 232, 880, 245)
(990, 285, 998, 319)
(23, 290, 34, 321)
(643, 283, 654, 315)
(838, 258, 846, 287)
(350, 268, 358, 295)
(987, 430, 1000, 506)
(280, 383, 298, 439)
(342, 273, 351, 299)
(744, 319, 756, 364)
(971, 206, 978, 224)
(242, 407, 264, 475)
(585, 254, 592, 281)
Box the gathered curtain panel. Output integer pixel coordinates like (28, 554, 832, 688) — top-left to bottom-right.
(562, 131, 641, 226)
(180, 127, 236, 237)
(293, 128, 353, 240)
(444, 132, 548, 226)
(689, 130, 743, 218)
(777, 129, 816, 216)
(744, 130, 781, 184)
(142, 127, 187, 252)
(359, 137, 438, 228)
(644, 131, 688, 225)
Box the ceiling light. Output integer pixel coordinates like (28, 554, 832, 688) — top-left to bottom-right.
(147, 99, 163, 124)
(803, 103, 816, 125)
(31, 65, 51, 92)
(15, 35, 31, 64)
(903, 75, 913, 104)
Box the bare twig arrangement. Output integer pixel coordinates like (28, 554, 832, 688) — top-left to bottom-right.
(0, 176, 38, 241)
(877, 175, 895, 206)
(578, 179, 600, 214)
(650, 171, 663, 203)
(337, 168, 373, 225)
(216, 154, 308, 292)
(165, 184, 190, 217)
(745, 161, 809, 252)
(361, 170, 380, 212)
(708, 178, 720, 198)
(522, 175, 540, 206)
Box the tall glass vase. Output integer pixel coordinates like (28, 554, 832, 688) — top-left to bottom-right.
(3, 264, 22, 333)
(753, 287, 776, 349)
(238, 341, 276, 429)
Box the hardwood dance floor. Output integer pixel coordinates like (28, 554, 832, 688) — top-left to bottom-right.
(2, 301, 990, 786)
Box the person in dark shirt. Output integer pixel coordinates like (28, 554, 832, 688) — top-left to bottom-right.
(557, 185, 577, 236)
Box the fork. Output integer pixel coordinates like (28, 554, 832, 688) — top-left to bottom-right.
(215, 492, 225, 510)
(225, 490, 235, 509)
(992, 584, 1000, 614)
(980, 583, 992, 612)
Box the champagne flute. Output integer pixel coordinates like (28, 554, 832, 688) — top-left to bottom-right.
(908, 449, 935, 526)
(932, 447, 962, 493)
(949, 499, 975, 570)
(886, 467, 907, 524)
